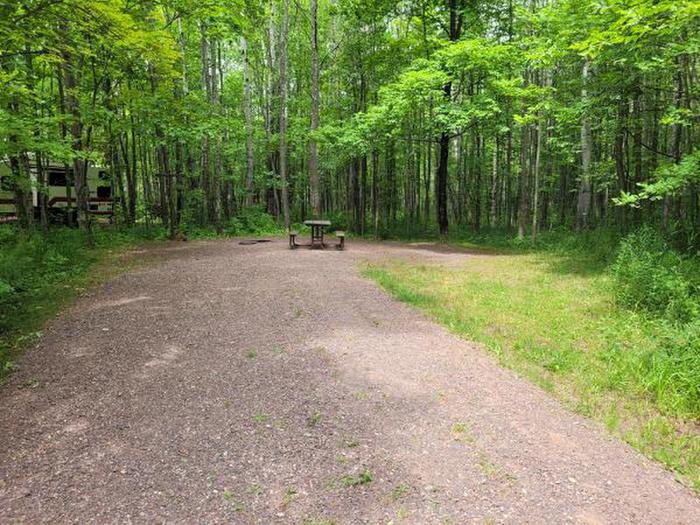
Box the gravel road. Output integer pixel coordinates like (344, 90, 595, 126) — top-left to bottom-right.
(1, 238, 698, 524)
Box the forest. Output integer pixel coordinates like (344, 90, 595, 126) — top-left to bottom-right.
(1, 0, 698, 243)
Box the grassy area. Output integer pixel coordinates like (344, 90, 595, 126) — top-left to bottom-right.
(364, 230, 700, 492)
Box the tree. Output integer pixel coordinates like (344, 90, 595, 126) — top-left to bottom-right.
(436, 0, 464, 236)
(278, 0, 291, 228)
(308, 0, 322, 217)
(241, 34, 255, 207)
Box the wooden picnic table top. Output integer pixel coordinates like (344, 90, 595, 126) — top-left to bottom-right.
(303, 220, 331, 226)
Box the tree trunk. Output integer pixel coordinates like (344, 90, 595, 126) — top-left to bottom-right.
(665, 65, 683, 231)
(387, 139, 397, 224)
(62, 38, 92, 242)
(278, 0, 291, 229)
(435, 0, 462, 236)
(209, 36, 221, 230)
(614, 98, 628, 229)
(241, 35, 255, 206)
(532, 112, 543, 242)
(576, 60, 593, 231)
(308, 0, 322, 217)
(518, 122, 530, 240)
(24, 46, 47, 228)
(372, 150, 380, 238)
(490, 136, 499, 226)
(35, 151, 48, 228)
(8, 151, 33, 229)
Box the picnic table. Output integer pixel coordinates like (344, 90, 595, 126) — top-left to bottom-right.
(304, 220, 331, 249)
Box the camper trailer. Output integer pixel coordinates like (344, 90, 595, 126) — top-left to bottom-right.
(0, 158, 114, 223)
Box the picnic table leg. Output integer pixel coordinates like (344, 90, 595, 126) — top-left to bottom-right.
(311, 225, 318, 248)
(308, 224, 328, 249)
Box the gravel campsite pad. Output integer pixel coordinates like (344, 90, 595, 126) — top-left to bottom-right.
(0, 239, 698, 523)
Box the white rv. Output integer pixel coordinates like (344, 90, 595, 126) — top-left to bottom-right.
(0, 158, 114, 222)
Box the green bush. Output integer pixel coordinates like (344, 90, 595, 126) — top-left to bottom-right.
(227, 206, 281, 235)
(612, 227, 699, 323)
(609, 227, 700, 416)
(323, 210, 349, 232)
(179, 207, 285, 238)
(652, 320, 700, 415)
(0, 279, 14, 303)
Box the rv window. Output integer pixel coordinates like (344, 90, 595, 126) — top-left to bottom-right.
(97, 185, 111, 198)
(0, 176, 12, 191)
(48, 170, 68, 187)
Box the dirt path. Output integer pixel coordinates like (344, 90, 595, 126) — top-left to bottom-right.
(1, 238, 698, 524)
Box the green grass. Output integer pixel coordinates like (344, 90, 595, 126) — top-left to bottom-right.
(281, 486, 298, 508)
(340, 470, 373, 487)
(390, 482, 410, 501)
(364, 234, 700, 493)
(307, 412, 322, 427)
(251, 413, 270, 423)
(222, 489, 244, 511)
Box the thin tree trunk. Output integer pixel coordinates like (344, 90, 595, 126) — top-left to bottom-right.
(61, 35, 91, 242)
(518, 122, 530, 240)
(372, 150, 380, 238)
(241, 35, 255, 206)
(308, 0, 322, 216)
(490, 136, 499, 226)
(576, 60, 593, 231)
(531, 116, 543, 242)
(209, 36, 221, 230)
(278, 0, 290, 228)
(24, 46, 47, 228)
(665, 65, 683, 231)
(8, 149, 33, 229)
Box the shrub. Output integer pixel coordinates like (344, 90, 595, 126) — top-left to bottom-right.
(0, 279, 14, 303)
(652, 320, 700, 415)
(323, 210, 349, 232)
(233, 206, 280, 235)
(612, 226, 699, 324)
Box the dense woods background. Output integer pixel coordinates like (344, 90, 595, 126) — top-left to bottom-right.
(1, 0, 699, 243)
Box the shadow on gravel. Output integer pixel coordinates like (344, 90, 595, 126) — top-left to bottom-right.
(238, 239, 273, 245)
(400, 241, 501, 257)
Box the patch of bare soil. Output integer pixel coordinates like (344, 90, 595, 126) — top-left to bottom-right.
(0, 238, 698, 523)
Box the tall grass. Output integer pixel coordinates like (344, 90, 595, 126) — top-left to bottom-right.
(610, 226, 700, 416)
